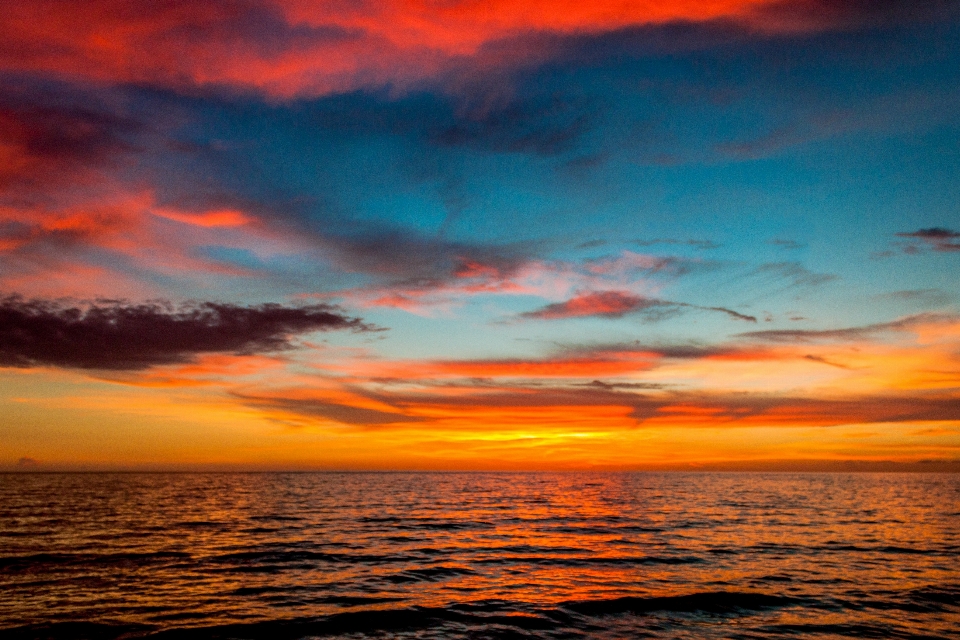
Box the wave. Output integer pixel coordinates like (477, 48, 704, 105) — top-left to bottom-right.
(0, 591, 809, 639)
(0, 551, 191, 572)
(5, 586, 958, 639)
(562, 590, 807, 616)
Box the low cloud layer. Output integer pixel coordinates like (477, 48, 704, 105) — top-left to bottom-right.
(736, 312, 958, 343)
(0, 296, 373, 370)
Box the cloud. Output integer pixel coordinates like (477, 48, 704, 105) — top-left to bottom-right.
(101, 313, 960, 433)
(896, 228, 960, 252)
(0, 1, 369, 98)
(629, 392, 960, 427)
(749, 0, 960, 32)
(736, 312, 959, 343)
(0, 296, 375, 370)
(802, 354, 854, 369)
(753, 262, 838, 288)
(319, 231, 531, 281)
(0, 199, 278, 299)
(335, 249, 710, 315)
(634, 238, 720, 250)
(0, 85, 142, 192)
(432, 94, 590, 156)
(698, 305, 759, 323)
(304, 89, 594, 160)
(236, 377, 960, 431)
(874, 289, 953, 306)
(3, 0, 950, 99)
(237, 392, 425, 427)
(519, 290, 666, 320)
(518, 290, 757, 322)
(769, 239, 805, 250)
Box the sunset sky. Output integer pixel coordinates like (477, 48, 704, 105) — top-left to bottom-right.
(1, 0, 959, 469)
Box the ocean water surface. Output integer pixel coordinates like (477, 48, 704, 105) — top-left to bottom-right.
(1, 472, 958, 639)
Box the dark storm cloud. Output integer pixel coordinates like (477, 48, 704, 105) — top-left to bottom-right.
(896, 228, 960, 252)
(0, 296, 375, 370)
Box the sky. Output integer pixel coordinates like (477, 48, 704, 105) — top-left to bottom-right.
(1, 0, 959, 470)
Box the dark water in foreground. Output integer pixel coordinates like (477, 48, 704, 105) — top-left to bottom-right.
(1, 473, 958, 639)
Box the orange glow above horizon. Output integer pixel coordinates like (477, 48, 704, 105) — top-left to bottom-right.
(3, 312, 958, 469)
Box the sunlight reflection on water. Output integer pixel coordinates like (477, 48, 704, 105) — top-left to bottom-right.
(1, 472, 958, 638)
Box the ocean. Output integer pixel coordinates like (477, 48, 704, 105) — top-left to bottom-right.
(1, 472, 958, 639)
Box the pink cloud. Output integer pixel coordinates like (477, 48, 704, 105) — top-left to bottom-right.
(0, 191, 310, 298)
(336, 250, 683, 315)
(520, 290, 659, 319)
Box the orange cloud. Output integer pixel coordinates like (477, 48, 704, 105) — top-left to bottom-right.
(429, 356, 658, 378)
(5, 309, 959, 468)
(223, 313, 960, 441)
(150, 207, 253, 228)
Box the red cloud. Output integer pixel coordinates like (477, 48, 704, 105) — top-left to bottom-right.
(0, 0, 908, 98)
(0, 100, 138, 190)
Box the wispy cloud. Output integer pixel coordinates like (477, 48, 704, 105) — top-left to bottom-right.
(896, 228, 960, 253)
(769, 239, 805, 250)
(334, 250, 708, 316)
(518, 290, 757, 323)
(736, 312, 959, 343)
(519, 291, 666, 320)
(753, 262, 837, 288)
(634, 238, 720, 250)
